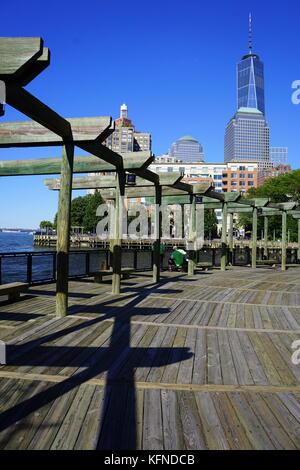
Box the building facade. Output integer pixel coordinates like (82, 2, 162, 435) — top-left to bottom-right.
(258, 163, 292, 186)
(270, 147, 289, 166)
(104, 104, 151, 154)
(168, 136, 204, 163)
(224, 107, 271, 169)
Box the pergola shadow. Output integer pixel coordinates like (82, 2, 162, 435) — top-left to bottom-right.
(0, 292, 193, 450)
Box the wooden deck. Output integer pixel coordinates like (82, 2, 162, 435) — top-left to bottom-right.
(0, 266, 299, 450)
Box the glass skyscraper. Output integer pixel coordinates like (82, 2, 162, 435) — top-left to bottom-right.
(224, 108, 271, 169)
(168, 136, 204, 163)
(224, 15, 271, 169)
(237, 53, 265, 115)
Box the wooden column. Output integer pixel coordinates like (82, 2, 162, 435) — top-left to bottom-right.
(298, 219, 300, 261)
(228, 212, 234, 265)
(221, 202, 228, 271)
(281, 211, 287, 271)
(152, 184, 162, 283)
(263, 216, 268, 259)
(252, 207, 257, 269)
(55, 143, 74, 317)
(111, 171, 125, 295)
(188, 195, 196, 275)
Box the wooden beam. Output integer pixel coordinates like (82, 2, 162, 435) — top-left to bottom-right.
(44, 171, 182, 190)
(267, 202, 297, 211)
(111, 172, 125, 295)
(281, 211, 287, 271)
(0, 37, 44, 78)
(0, 153, 153, 176)
(264, 216, 268, 259)
(16, 48, 50, 86)
(55, 144, 74, 317)
(152, 185, 162, 283)
(221, 202, 227, 271)
(6, 85, 72, 139)
(0, 116, 112, 147)
(252, 207, 258, 269)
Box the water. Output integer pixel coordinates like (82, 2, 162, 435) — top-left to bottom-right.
(0, 232, 42, 253)
(0, 233, 152, 284)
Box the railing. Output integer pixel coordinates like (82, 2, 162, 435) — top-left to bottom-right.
(0, 249, 157, 285)
(0, 245, 299, 286)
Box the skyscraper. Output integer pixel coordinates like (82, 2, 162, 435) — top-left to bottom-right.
(270, 147, 288, 166)
(225, 15, 271, 169)
(224, 107, 271, 168)
(237, 14, 265, 114)
(168, 136, 204, 163)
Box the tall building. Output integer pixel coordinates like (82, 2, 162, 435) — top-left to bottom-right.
(237, 14, 265, 114)
(225, 16, 271, 169)
(104, 104, 151, 153)
(168, 136, 204, 163)
(270, 147, 289, 166)
(224, 107, 271, 168)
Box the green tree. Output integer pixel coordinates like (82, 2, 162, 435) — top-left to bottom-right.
(40, 220, 53, 230)
(237, 170, 300, 241)
(82, 191, 105, 233)
(53, 192, 104, 233)
(204, 209, 218, 238)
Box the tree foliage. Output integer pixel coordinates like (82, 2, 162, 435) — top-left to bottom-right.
(204, 209, 218, 238)
(39, 220, 53, 229)
(53, 192, 104, 233)
(237, 170, 300, 241)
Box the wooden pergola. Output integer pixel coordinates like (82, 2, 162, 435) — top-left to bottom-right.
(0, 37, 156, 317)
(44, 173, 215, 285)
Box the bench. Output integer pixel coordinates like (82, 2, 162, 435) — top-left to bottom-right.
(0, 282, 29, 301)
(257, 260, 281, 265)
(88, 268, 135, 283)
(195, 262, 213, 271)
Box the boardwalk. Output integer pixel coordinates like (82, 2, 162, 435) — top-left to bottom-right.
(0, 266, 299, 450)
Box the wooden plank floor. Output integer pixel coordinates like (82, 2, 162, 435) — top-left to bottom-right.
(0, 267, 299, 450)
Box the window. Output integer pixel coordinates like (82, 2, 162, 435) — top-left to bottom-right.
(231, 181, 238, 186)
(240, 173, 246, 178)
(167, 167, 173, 172)
(239, 166, 246, 171)
(179, 167, 185, 173)
(248, 173, 254, 178)
(240, 181, 246, 186)
(231, 173, 237, 178)
(248, 181, 254, 186)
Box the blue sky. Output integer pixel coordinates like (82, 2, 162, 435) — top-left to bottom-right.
(1, 0, 299, 228)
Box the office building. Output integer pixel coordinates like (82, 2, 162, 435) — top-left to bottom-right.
(168, 136, 204, 163)
(224, 107, 271, 169)
(270, 147, 289, 166)
(237, 14, 265, 114)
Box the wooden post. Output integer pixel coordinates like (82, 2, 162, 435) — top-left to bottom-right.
(263, 216, 268, 259)
(228, 212, 234, 265)
(188, 195, 196, 275)
(298, 219, 300, 261)
(111, 171, 125, 295)
(55, 143, 74, 317)
(281, 211, 287, 271)
(152, 184, 162, 283)
(221, 202, 227, 271)
(252, 207, 257, 269)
